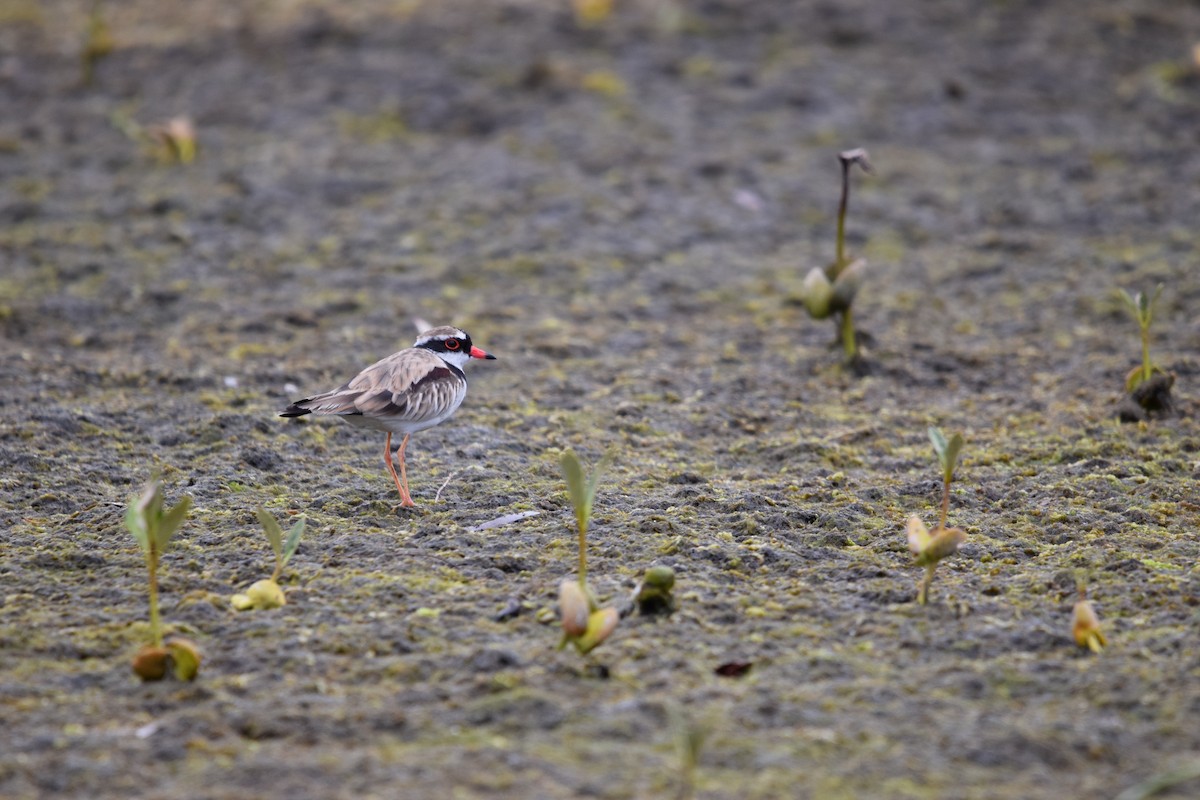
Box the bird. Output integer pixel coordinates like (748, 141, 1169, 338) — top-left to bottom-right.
(280, 326, 497, 507)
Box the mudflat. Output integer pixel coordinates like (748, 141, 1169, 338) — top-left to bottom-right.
(2, 2, 1198, 798)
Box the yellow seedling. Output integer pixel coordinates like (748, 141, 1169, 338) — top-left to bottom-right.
(164, 636, 202, 681)
(231, 510, 305, 611)
(231, 579, 286, 611)
(575, 608, 620, 655)
(147, 117, 198, 164)
(906, 516, 966, 605)
(1072, 588, 1106, 653)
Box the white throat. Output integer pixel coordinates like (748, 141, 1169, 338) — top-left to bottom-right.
(439, 350, 472, 371)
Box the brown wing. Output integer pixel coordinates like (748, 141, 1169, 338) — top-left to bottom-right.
(283, 348, 466, 427)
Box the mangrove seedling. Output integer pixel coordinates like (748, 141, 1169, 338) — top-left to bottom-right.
(1116, 284, 1175, 420)
(558, 579, 619, 655)
(1118, 284, 1164, 393)
(1072, 586, 1106, 653)
(231, 510, 306, 612)
(557, 448, 620, 655)
(796, 148, 873, 363)
(906, 427, 967, 605)
(929, 426, 964, 531)
(632, 564, 677, 616)
(560, 448, 614, 587)
(146, 116, 198, 164)
(125, 478, 201, 681)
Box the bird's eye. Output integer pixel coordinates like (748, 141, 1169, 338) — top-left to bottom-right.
(444, 339, 461, 350)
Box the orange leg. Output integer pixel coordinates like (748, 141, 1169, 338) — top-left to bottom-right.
(384, 432, 416, 507)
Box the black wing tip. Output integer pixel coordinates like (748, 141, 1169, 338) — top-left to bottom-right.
(280, 403, 312, 418)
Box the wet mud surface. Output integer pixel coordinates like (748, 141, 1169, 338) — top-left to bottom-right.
(2, 1, 1200, 798)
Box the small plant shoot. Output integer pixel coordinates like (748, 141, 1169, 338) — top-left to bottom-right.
(125, 478, 201, 681)
(906, 428, 967, 605)
(796, 147, 873, 364)
(929, 426, 964, 530)
(1071, 586, 1106, 654)
(147, 117, 198, 164)
(560, 448, 614, 586)
(633, 564, 677, 616)
(1118, 284, 1164, 392)
(1116, 284, 1175, 421)
(231, 510, 306, 611)
(557, 448, 620, 655)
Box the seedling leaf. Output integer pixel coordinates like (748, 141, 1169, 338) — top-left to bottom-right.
(575, 607, 619, 654)
(560, 450, 590, 535)
(126, 503, 149, 552)
(906, 515, 932, 555)
(256, 508, 284, 559)
(587, 449, 616, 506)
(155, 496, 192, 554)
(928, 426, 964, 484)
(282, 517, 306, 567)
(561, 449, 615, 529)
(928, 426, 948, 461)
(165, 636, 202, 681)
(920, 526, 966, 566)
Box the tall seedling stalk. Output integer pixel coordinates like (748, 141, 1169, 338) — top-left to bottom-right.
(125, 479, 192, 647)
(833, 149, 867, 362)
(929, 426, 963, 531)
(560, 449, 613, 587)
(1118, 284, 1164, 391)
(907, 428, 967, 605)
(797, 148, 872, 364)
(557, 449, 620, 655)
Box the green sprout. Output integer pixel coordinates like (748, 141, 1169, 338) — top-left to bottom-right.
(797, 148, 873, 363)
(125, 478, 200, 680)
(632, 564, 677, 616)
(906, 428, 967, 605)
(560, 448, 614, 586)
(557, 448, 620, 655)
(1118, 284, 1165, 392)
(928, 426, 963, 530)
(231, 510, 306, 611)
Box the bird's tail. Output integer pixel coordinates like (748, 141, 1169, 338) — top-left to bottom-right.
(280, 401, 314, 418)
